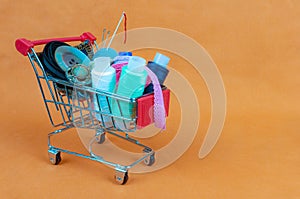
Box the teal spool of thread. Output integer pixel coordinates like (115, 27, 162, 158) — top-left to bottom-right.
(111, 56, 148, 130)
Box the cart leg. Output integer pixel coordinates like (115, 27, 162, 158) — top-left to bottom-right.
(48, 149, 62, 165)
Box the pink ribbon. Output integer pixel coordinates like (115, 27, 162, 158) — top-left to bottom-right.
(144, 67, 166, 129)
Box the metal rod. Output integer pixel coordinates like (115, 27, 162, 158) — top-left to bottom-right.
(100, 28, 106, 48)
(106, 12, 125, 49)
(103, 31, 110, 49)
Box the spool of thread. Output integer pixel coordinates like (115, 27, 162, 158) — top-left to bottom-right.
(144, 52, 170, 94)
(148, 52, 170, 84)
(111, 56, 147, 130)
(91, 57, 116, 127)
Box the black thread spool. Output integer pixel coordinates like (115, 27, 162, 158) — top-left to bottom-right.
(144, 53, 170, 94)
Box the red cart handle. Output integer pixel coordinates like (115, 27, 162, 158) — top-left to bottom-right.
(15, 32, 97, 56)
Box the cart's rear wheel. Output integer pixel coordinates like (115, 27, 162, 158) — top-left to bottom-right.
(55, 152, 62, 165)
(48, 150, 62, 165)
(114, 171, 129, 185)
(97, 132, 106, 144)
(144, 154, 155, 166)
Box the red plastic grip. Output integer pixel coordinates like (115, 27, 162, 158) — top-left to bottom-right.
(15, 32, 97, 56)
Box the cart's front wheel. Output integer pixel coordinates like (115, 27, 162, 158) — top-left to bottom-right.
(48, 150, 62, 165)
(144, 154, 155, 166)
(114, 171, 129, 185)
(97, 132, 106, 144)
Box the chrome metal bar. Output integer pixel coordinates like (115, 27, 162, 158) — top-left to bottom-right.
(30, 49, 59, 110)
(53, 82, 68, 125)
(49, 76, 134, 103)
(47, 125, 74, 147)
(105, 131, 150, 149)
(28, 53, 56, 126)
(95, 93, 105, 127)
(88, 130, 153, 169)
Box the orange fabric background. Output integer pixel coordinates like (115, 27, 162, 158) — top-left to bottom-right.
(0, 0, 299, 198)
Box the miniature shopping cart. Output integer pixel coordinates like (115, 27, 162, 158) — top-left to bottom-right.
(15, 32, 170, 185)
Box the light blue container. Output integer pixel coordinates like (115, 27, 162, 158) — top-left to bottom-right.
(92, 48, 118, 61)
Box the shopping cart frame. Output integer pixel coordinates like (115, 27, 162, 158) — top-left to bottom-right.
(15, 32, 165, 185)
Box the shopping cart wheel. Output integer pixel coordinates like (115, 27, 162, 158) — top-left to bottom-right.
(114, 171, 129, 185)
(48, 150, 62, 165)
(97, 132, 106, 144)
(144, 153, 155, 166)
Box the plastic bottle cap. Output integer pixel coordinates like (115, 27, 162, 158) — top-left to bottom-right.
(153, 52, 170, 68)
(118, 51, 132, 56)
(127, 56, 146, 72)
(93, 57, 111, 73)
(93, 48, 118, 60)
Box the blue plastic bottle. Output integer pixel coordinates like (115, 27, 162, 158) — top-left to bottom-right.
(112, 56, 148, 130)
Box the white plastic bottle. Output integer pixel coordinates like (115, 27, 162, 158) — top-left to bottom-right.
(112, 56, 148, 130)
(91, 57, 116, 127)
